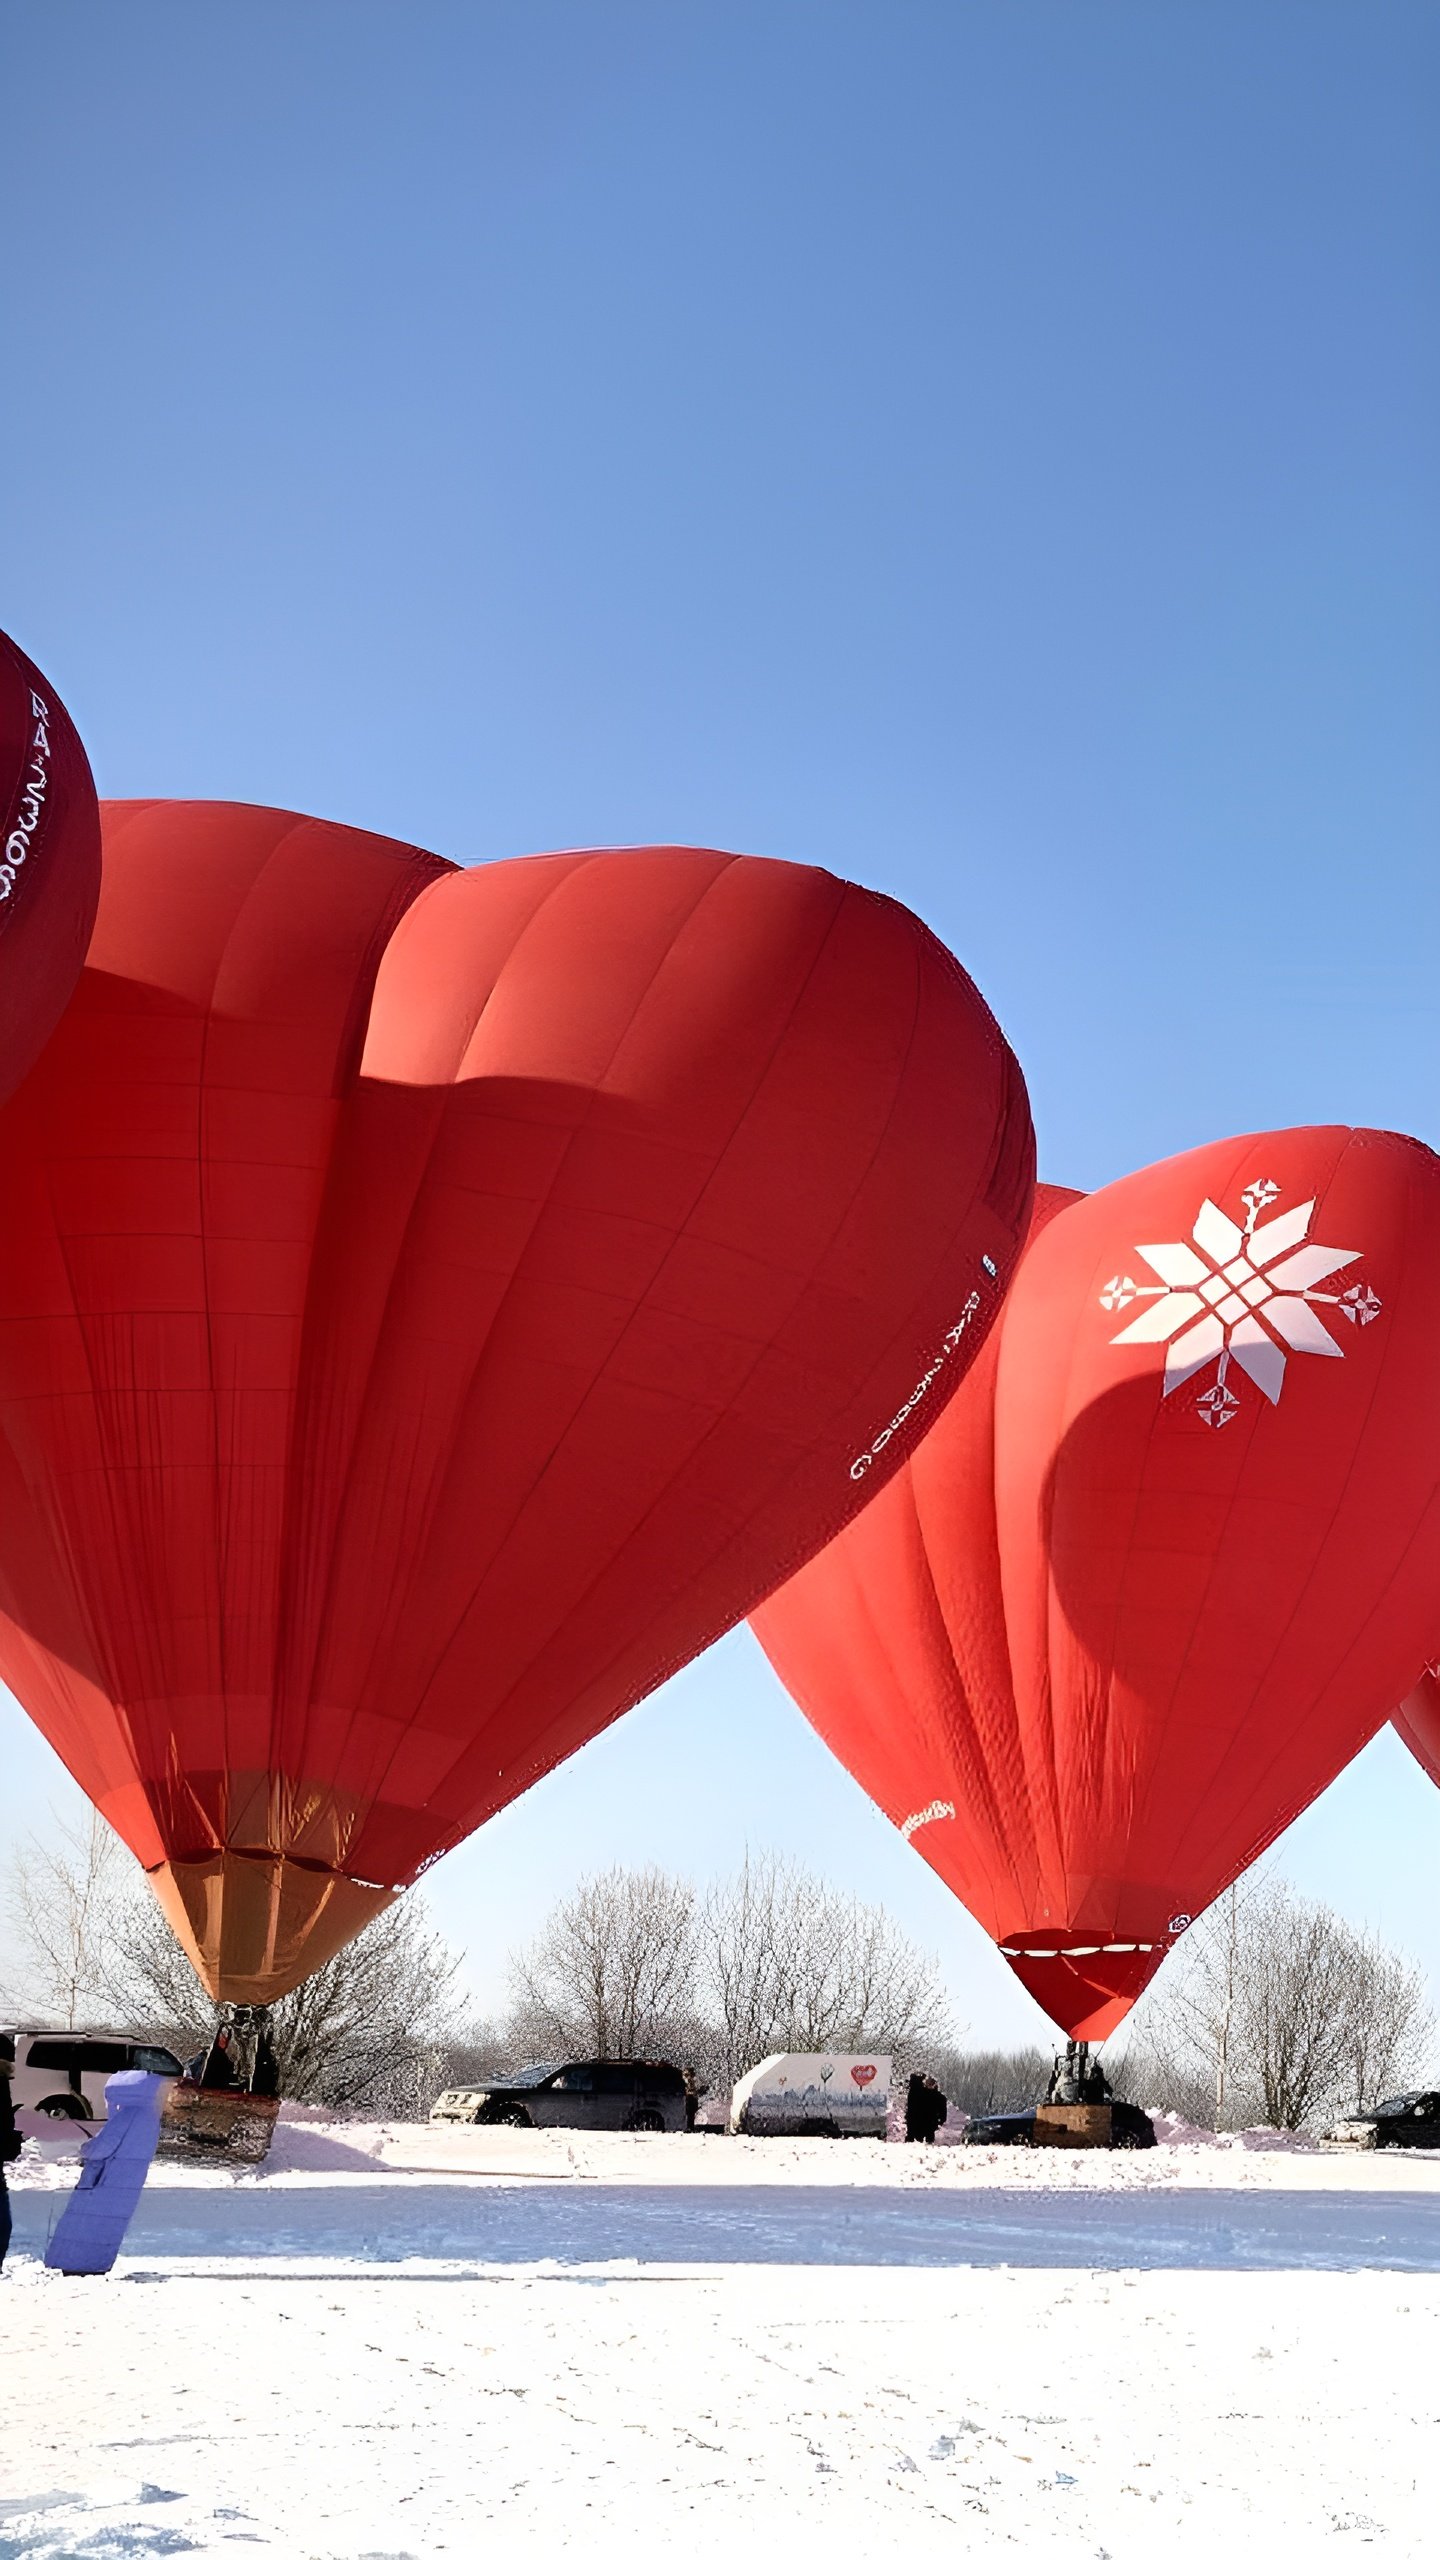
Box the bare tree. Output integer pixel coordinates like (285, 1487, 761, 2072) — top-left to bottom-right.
(1336, 1925, 1434, 2113)
(508, 1864, 698, 2060)
(1129, 1874, 1436, 2130)
(698, 1851, 951, 2089)
(5, 1811, 130, 2026)
(6, 1814, 473, 2116)
(114, 1883, 469, 2112)
(929, 2045, 1053, 2119)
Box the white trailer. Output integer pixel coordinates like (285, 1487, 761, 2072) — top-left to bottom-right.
(729, 2052, 891, 2138)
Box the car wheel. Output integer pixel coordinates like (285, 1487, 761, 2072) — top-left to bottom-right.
(36, 2094, 91, 2122)
(481, 2100, 533, 2129)
(624, 2108, 665, 2133)
(1111, 2128, 1148, 2150)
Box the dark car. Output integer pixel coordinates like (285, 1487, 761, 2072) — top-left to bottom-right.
(431, 2059, 687, 2134)
(962, 2100, 1156, 2150)
(1327, 2090, 1440, 2151)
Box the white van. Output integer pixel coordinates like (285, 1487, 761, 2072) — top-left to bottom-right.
(729, 2053, 891, 2138)
(8, 2028, 183, 2121)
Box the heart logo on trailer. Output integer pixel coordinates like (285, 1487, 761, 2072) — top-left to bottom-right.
(1098, 1178, 1382, 1427)
(851, 2064, 877, 2087)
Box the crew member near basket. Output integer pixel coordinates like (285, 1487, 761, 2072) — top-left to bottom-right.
(0, 2033, 21, 2267)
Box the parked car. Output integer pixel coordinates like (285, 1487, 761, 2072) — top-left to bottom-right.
(1326, 2090, 1440, 2150)
(728, 2053, 892, 2138)
(9, 2028, 183, 2121)
(963, 2100, 1156, 2150)
(430, 2059, 687, 2133)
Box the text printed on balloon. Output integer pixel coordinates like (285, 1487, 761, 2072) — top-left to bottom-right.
(0, 690, 53, 899)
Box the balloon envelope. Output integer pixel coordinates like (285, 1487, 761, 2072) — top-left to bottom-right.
(1394, 1669, 1440, 1790)
(756, 1130, 1440, 2039)
(0, 630, 101, 1102)
(0, 803, 1033, 2002)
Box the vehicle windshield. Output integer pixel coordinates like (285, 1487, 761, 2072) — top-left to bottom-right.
(490, 2064, 557, 2090)
(1373, 2092, 1427, 2116)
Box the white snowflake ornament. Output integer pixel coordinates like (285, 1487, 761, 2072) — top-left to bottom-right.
(1099, 1180, 1381, 1425)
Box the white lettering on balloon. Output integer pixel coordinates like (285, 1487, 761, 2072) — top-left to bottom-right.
(899, 1799, 955, 1841)
(849, 1289, 982, 1482)
(0, 689, 54, 903)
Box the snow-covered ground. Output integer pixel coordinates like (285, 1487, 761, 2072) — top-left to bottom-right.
(4, 2113, 1439, 2555)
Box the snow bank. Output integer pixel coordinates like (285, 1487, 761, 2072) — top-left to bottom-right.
(1149, 2110, 1321, 2152)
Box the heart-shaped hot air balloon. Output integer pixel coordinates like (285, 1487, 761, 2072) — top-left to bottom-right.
(755, 1130, 1440, 2041)
(0, 630, 100, 1101)
(1394, 1668, 1440, 1790)
(0, 801, 1033, 2003)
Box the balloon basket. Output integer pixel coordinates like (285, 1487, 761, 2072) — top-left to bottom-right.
(157, 2084, 281, 2166)
(1032, 2103, 1114, 2149)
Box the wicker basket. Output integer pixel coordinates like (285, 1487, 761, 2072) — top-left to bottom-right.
(157, 2082, 281, 2165)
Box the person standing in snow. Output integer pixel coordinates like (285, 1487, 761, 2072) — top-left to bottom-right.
(185, 2025, 241, 2091)
(250, 2025, 280, 2099)
(904, 2072, 928, 2141)
(682, 2067, 707, 2132)
(1047, 2046, 1084, 2105)
(922, 2074, 948, 2142)
(1, 2033, 21, 2269)
(43, 2070, 167, 2277)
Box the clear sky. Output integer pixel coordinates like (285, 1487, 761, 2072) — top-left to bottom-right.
(2, 2, 1436, 2043)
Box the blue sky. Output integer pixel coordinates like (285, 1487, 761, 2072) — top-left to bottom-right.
(2, 2, 1436, 2042)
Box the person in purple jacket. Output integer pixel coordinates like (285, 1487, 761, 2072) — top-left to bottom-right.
(44, 2069, 167, 2277)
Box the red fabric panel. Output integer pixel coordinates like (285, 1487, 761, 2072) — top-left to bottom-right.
(1394, 1669, 1440, 1790)
(0, 631, 100, 1103)
(0, 812, 1034, 1988)
(0, 802, 452, 1877)
(756, 1132, 1440, 2041)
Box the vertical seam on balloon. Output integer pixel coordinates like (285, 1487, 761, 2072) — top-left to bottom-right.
(273, 849, 658, 1831)
(911, 1426, 1035, 1923)
(1010, 1208, 1082, 1912)
(853, 1455, 1030, 1928)
(262, 835, 466, 1864)
(199, 812, 317, 1856)
(340, 851, 755, 1844)
(901, 1177, 1071, 1935)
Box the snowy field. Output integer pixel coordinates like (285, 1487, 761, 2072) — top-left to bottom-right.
(4, 2113, 1439, 2556)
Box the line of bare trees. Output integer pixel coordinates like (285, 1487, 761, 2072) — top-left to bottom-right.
(5, 1818, 1434, 2130)
(501, 1852, 953, 2092)
(3, 1823, 953, 2115)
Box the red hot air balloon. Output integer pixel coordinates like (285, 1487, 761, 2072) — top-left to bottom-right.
(0, 803, 1033, 2004)
(1394, 1668, 1440, 1790)
(756, 1131, 1440, 2042)
(0, 630, 101, 1101)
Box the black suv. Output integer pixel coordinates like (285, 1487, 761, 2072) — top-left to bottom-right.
(962, 2100, 1156, 2150)
(431, 2059, 687, 2133)
(1327, 2090, 1440, 2151)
